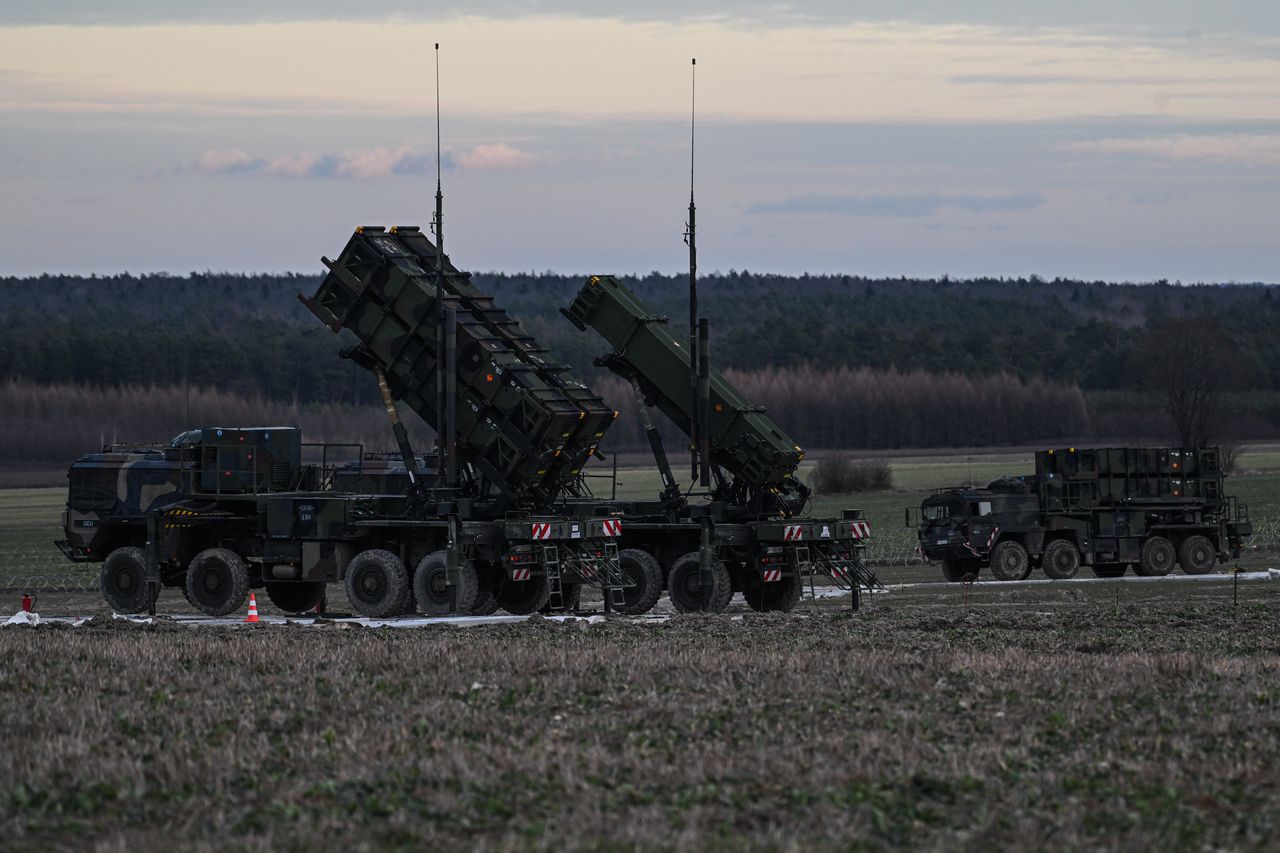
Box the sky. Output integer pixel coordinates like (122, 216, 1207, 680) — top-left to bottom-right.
(1, 2, 1277, 282)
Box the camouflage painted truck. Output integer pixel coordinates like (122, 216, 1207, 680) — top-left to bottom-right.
(560, 274, 877, 612)
(59, 225, 629, 618)
(913, 446, 1251, 582)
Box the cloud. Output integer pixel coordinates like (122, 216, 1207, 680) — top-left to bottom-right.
(748, 191, 1046, 217)
(454, 143, 538, 171)
(1064, 133, 1280, 166)
(189, 144, 534, 179)
(195, 148, 264, 174)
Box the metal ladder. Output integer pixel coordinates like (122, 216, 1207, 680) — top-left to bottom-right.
(542, 544, 563, 611)
(601, 540, 625, 612)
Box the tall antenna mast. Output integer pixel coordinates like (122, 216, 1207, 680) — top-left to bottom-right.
(432, 42, 449, 485)
(684, 57, 700, 484)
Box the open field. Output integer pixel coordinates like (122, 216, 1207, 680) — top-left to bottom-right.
(3, 585, 1280, 850)
(5, 447, 1280, 848)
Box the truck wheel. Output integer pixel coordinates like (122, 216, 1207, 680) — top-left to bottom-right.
(101, 546, 149, 614)
(1136, 536, 1176, 577)
(186, 548, 250, 617)
(470, 569, 501, 615)
(1041, 540, 1081, 580)
(989, 541, 1030, 581)
(941, 559, 978, 583)
(413, 551, 479, 616)
(1178, 535, 1217, 575)
(1091, 563, 1127, 578)
(496, 575, 551, 615)
(264, 581, 324, 614)
(667, 552, 731, 613)
(744, 576, 803, 612)
(541, 582, 582, 613)
(344, 549, 410, 618)
(616, 548, 663, 614)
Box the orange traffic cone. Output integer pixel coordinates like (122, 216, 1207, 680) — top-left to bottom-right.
(245, 593, 260, 623)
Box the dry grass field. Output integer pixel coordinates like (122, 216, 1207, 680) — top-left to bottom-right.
(4, 446, 1280, 848)
(3, 593, 1280, 850)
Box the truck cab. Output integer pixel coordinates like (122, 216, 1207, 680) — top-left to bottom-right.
(916, 478, 1041, 581)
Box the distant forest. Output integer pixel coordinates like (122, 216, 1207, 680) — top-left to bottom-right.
(1, 270, 1277, 464)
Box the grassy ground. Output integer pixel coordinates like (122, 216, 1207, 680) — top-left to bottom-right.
(5, 449, 1280, 848)
(3, 592, 1279, 850)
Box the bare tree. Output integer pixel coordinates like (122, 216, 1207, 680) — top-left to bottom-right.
(1133, 317, 1240, 447)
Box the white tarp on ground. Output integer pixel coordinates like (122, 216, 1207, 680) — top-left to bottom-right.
(890, 569, 1276, 591)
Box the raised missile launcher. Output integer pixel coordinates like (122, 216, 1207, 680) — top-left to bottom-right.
(302, 226, 616, 509)
(561, 274, 877, 613)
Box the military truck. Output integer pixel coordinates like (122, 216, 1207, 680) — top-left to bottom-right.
(914, 447, 1251, 581)
(561, 274, 876, 612)
(60, 225, 630, 619)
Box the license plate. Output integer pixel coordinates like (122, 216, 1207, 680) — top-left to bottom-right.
(936, 539, 948, 545)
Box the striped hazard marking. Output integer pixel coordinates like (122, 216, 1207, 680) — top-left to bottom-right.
(783, 524, 804, 541)
(849, 521, 871, 539)
(511, 567, 532, 581)
(762, 569, 782, 583)
(601, 518, 622, 537)
(531, 522, 552, 540)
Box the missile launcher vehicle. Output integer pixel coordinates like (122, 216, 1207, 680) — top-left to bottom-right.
(561, 274, 877, 613)
(913, 446, 1251, 581)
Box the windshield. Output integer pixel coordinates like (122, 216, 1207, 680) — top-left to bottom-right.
(923, 503, 950, 521)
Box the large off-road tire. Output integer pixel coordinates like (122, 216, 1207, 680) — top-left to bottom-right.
(1091, 563, 1127, 578)
(744, 575, 803, 612)
(470, 570, 502, 615)
(186, 548, 251, 617)
(541, 582, 582, 613)
(496, 575, 552, 615)
(1178, 535, 1217, 575)
(1136, 536, 1176, 577)
(989, 540, 1030, 581)
(101, 546, 150, 614)
(667, 552, 731, 613)
(1041, 539, 1081, 580)
(413, 551, 479, 616)
(264, 581, 325, 614)
(616, 548, 663, 615)
(941, 558, 979, 583)
(344, 549, 410, 618)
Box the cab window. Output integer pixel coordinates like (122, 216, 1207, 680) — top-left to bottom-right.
(69, 469, 118, 511)
(923, 504, 949, 521)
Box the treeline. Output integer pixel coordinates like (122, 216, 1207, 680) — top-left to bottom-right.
(0, 367, 1093, 470)
(596, 367, 1090, 452)
(4, 271, 1280, 403)
(0, 380, 435, 468)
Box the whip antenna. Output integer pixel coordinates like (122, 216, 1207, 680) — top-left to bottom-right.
(685, 58, 701, 483)
(432, 42, 449, 485)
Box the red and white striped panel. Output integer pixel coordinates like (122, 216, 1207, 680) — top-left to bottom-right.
(601, 518, 622, 537)
(849, 521, 871, 540)
(531, 522, 552, 540)
(511, 567, 532, 581)
(762, 569, 782, 583)
(831, 564, 849, 578)
(783, 524, 804, 542)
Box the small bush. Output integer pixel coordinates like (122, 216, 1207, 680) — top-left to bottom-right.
(812, 454, 892, 494)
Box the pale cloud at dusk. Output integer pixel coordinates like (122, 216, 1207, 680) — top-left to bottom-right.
(0, 3, 1276, 282)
